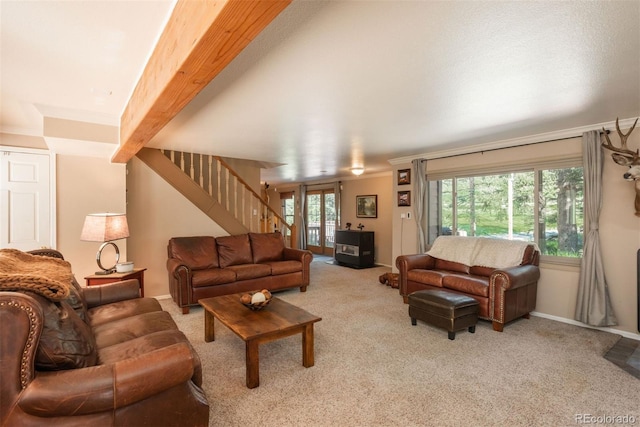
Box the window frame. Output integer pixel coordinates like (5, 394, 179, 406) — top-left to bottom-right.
(426, 156, 583, 266)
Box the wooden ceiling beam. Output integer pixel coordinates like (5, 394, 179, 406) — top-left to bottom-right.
(112, 0, 291, 163)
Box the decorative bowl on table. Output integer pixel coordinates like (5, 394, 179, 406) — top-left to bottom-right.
(240, 289, 272, 311)
(116, 262, 134, 273)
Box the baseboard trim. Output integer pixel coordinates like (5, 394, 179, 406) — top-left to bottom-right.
(531, 311, 640, 341)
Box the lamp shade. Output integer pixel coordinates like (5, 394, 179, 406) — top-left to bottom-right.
(80, 213, 129, 242)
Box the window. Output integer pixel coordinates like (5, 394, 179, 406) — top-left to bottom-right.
(427, 166, 583, 259)
(280, 192, 295, 238)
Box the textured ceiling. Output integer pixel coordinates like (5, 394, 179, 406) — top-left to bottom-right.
(2, 1, 639, 185)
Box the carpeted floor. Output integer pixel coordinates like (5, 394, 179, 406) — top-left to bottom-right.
(160, 259, 640, 427)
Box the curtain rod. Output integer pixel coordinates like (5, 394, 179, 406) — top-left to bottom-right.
(304, 180, 341, 188)
(422, 133, 588, 162)
(400, 117, 640, 166)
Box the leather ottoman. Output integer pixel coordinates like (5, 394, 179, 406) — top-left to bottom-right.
(408, 289, 479, 340)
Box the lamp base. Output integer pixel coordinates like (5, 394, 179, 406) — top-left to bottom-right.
(93, 269, 116, 275)
(96, 242, 120, 274)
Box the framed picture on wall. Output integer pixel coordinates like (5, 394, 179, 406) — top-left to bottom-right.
(398, 169, 411, 185)
(397, 191, 411, 206)
(356, 195, 377, 218)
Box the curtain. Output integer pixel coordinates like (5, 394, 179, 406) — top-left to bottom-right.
(575, 131, 617, 326)
(297, 184, 307, 249)
(412, 159, 428, 253)
(334, 181, 341, 230)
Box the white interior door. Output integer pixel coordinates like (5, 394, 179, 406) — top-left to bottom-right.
(0, 150, 52, 250)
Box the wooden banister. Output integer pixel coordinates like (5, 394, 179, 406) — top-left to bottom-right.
(158, 149, 297, 248)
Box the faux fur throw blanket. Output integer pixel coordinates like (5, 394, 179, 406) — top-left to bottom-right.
(0, 249, 72, 301)
(427, 236, 535, 269)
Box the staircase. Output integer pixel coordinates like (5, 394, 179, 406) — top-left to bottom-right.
(136, 148, 297, 247)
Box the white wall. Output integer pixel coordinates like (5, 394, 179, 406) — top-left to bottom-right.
(55, 154, 127, 281)
(126, 156, 227, 298)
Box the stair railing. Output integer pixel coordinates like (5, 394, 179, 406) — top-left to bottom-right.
(160, 149, 297, 247)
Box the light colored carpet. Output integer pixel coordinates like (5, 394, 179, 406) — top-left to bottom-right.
(160, 260, 640, 427)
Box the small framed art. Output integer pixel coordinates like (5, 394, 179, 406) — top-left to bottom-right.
(397, 169, 411, 185)
(356, 195, 377, 218)
(397, 191, 411, 207)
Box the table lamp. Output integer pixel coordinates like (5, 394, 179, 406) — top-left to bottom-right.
(80, 213, 129, 274)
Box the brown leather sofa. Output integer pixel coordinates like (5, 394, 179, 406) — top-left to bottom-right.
(396, 236, 540, 331)
(167, 232, 313, 314)
(0, 249, 209, 426)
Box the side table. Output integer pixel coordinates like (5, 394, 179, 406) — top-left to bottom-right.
(84, 268, 147, 297)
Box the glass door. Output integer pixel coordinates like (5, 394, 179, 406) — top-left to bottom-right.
(306, 190, 336, 256)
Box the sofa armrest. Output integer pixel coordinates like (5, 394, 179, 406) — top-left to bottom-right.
(490, 264, 540, 291)
(283, 248, 313, 288)
(166, 259, 193, 311)
(19, 343, 195, 417)
(167, 258, 192, 277)
(396, 254, 436, 297)
(489, 264, 540, 327)
(283, 247, 313, 264)
(83, 279, 140, 308)
(395, 254, 435, 272)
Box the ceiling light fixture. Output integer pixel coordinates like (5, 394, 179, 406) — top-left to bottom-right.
(351, 167, 364, 176)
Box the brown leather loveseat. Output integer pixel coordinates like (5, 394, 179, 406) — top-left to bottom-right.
(167, 232, 313, 314)
(396, 236, 540, 331)
(0, 248, 209, 426)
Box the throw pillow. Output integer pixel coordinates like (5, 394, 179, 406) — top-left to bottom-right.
(27, 292, 98, 370)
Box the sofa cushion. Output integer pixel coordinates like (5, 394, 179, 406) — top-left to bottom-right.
(226, 264, 272, 281)
(434, 258, 469, 274)
(168, 236, 219, 270)
(249, 232, 285, 263)
(98, 329, 203, 387)
(442, 274, 489, 297)
(217, 234, 253, 268)
(266, 260, 302, 275)
(407, 269, 447, 287)
(28, 292, 98, 370)
(88, 297, 163, 327)
(192, 268, 237, 287)
(92, 311, 178, 349)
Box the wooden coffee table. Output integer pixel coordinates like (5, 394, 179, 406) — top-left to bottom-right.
(199, 293, 322, 388)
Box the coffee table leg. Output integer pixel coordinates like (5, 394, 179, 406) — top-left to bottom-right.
(246, 339, 260, 388)
(204, 310, 215, 342)
(302, 323, 315, 368)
